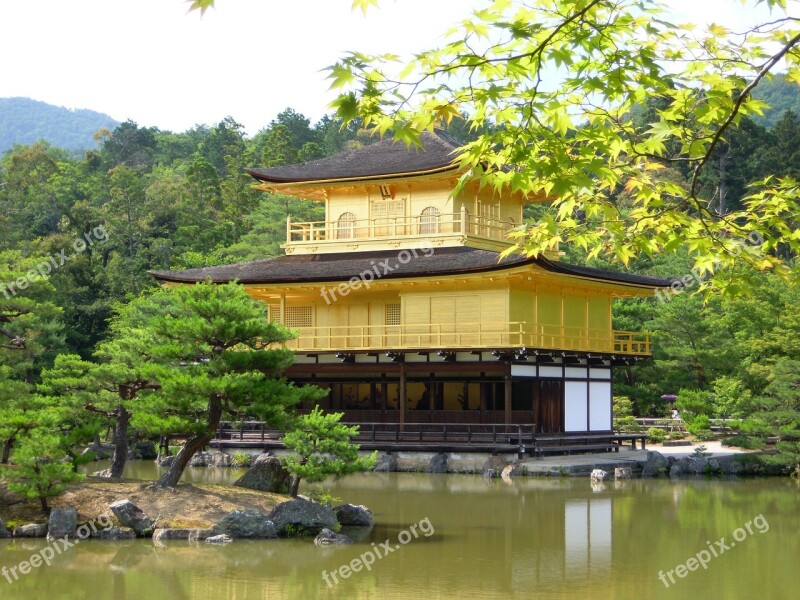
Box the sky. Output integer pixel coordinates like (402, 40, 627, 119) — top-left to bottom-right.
(0, 0, 780, 135)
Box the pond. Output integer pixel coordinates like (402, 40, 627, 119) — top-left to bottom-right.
(2, 462, 799, 599)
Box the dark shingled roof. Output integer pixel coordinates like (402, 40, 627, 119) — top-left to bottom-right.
(246, 130, 463, 184)
(149, 246, 674, 289)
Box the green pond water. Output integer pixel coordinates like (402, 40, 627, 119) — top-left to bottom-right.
(2, 462, 799, 600)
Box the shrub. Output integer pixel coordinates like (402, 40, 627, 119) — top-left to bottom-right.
(687, 414, 712, 436)
(723, 434, 764, 449)
(669, 431, 687, 440)
(693, 429, 716, 442)
(615, 416, 642, 433)
(646, 427, 666, 443)
(231, 452, 251, 468)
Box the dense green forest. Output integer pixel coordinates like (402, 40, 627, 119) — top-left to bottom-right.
(0, 98, 119, 153)
(0, 103, 798, 480)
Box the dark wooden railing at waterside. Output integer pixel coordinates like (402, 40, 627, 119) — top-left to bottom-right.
(210, 421, 646, 457)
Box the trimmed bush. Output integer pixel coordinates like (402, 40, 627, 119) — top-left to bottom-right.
(646, 427, 666, 443)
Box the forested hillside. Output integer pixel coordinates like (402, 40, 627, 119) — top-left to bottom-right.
(0, 97, 119, 153)
(1, 105, 798, 468)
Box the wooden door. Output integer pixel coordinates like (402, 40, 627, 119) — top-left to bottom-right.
(536, 379, 564, 433)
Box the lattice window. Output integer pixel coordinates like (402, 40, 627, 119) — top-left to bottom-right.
(285, 306, 312, 328)
(419, 206, 440, 234)
(265, 304, 281, 323)
(336, 212, 356, 240)
(385, 303, 401, 326)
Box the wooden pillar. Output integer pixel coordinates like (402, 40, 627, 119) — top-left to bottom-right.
(504, 364, 512, 425)
(479, 378, 487, 423)
(380, 381, 388, 411)
(399, 362, 406, 430)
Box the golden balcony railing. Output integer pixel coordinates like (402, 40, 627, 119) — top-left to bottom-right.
(285, 209, 515, 245)
(277, 321, 651, 356)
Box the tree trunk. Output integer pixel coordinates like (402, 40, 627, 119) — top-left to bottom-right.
(108, 406, 130, 479)
(1, 437, 13, 464)
(289, 456, 307, 497)
(39, 495, 49, 513)
(289, 475, 302, 498)
(154, 396, 222, 489)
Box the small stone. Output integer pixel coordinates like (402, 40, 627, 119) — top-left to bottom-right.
(205, 534, 233, 544)
(314, 528, 352, 546)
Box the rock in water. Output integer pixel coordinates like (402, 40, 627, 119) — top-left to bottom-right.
(205, 534, 233, 544)
(641, 451, 669, 478)
(47, 507, 78, 541)
(590, 469, 609, 482)
(91, 526, 137, 540)
(334, 504, 374, 527)
(210, 510, 277, 539)
(268, 499, 337, 535)
(14, 523, 48, 538)
(0, 519, 12, 538)
(615, 467, 632, 480)
(426, 453, 448, 473)
(109, 499, 156, 537)
(314, 528, 352, 545)
(233, 453, 291, 493)
(374, 453, 398, 472)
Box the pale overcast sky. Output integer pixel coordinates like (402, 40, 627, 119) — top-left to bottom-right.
(0, 0, 779, 135)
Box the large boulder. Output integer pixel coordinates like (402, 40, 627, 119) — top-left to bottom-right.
(210, 510, 277, 539)
(268, 498, 337, 536)
(14, 523, 48, 538)
(109, 499, 156, 537)
(233, 453, 291, 493)
(641, 451, 670, 478)
(426, 453, 448, 474)
(374, 453, 398, 472)
(47, 507, 77, 541)
(0, 518, 11, 538)
(189, 451, 213, 467)
(91, 526, 137, 540)
(209, 451, 231, 468)
(152, 528, 211, 542)
(314, 528, 352, 546)
(334, 504, 373, 527)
